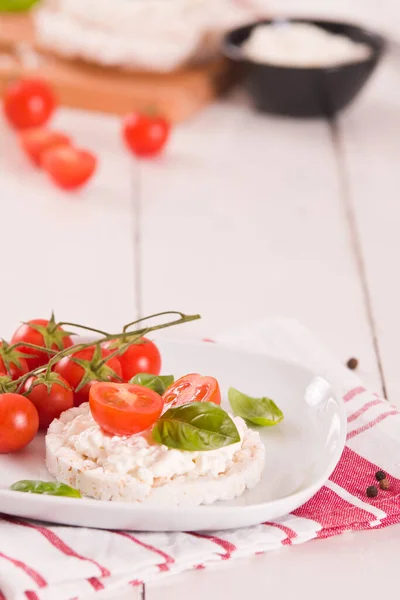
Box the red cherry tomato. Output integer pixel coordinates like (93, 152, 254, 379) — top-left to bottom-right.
(0, 393, 39, 453)
(54, 345, 122, 407)
(90, 382, 164, 436)
(41, 145, 97, 190)
(22, 375, 74, 430)
(11, 319, 73, 370)
(0, 342, 29, 380)
(19, 128, 71, 166)
(122, 113, 170, 157)
(163, 373, 221, 409)
(3, 79, 56, 130)
(103, 337, 161, 382)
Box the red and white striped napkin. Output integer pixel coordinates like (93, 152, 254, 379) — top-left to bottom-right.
(2, 318, 400, 600)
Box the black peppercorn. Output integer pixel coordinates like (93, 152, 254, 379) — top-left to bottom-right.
(379, 478, 390, 491)
(375, 470, 386, 482)
(366, 485, 378, 498)
(346, 357, 358, 370)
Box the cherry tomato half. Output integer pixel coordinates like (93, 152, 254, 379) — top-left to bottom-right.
(0, 393, 39, 453)
(54, 345, 122, 407)
(122, 113, 170, 158)
(3, 79, 56, 130)
(41, 145, 97, 190)
(89, 382, 164, 436)
(163, 373, 221, 409)
(103, 337, 161, 382)
(11, 319, 73, 370)
(22, 375, 74, 430)
(19, 128, 71, 166)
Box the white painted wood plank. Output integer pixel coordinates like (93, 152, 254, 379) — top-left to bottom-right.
(338, 54, 400, 403)
(139, 101, 381, 392)
(146, 524, 400, 600)
(0, 109, 137, 338)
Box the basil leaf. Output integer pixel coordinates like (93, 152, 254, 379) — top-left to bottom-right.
(152, 402, 240, 451)
(10, 480, 81, 498)
(129, 373, 174, 395)
(228, 387, 284, 427)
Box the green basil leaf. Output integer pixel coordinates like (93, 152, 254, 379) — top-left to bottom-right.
(10, 480, 81, 498)
(152, 402, 240, 451)
(129, 373, 174, 395)
(228, 387, 284, 427)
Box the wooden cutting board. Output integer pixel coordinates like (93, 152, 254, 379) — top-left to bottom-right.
(0, 13, 236, 121)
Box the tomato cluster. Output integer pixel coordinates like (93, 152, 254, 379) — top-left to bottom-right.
(0, 315, 162, 454)
(0, 312, 220, 454)
(3, 78, 171, 191)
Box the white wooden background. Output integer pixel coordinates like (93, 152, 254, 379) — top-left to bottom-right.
(1, 1, 400, 598)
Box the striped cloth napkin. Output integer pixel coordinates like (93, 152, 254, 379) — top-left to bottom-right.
(2, 318, 400, 600)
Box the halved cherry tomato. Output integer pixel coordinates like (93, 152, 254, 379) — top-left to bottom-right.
(163, 373, 221, 408)
(41, 145, 97, 190)
(22, 374, 74, 430)
(0, 393, 39, 453)
(19, 128, 71, 166)
(3, 78, 56, 130)
(90, 382, 164, 436)
(122, 113, 170, 158)
(103, 337, 161, 382)
(11, 318, 73, 370)
(54, 345, 122, 407)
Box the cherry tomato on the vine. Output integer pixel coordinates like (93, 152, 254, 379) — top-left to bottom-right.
(0, 393, 39, 453)
(103, 337, 161, 382)
(0, 341, 29, 380)
(122, 113, 170, 158)
(54, 345, 122, 407)
(163, 373, 221, 409)
(90, 382, 164, 436)
(22, 374, 74, 430)
(3, 79, 56, 130)
(11, 318, 73, 370)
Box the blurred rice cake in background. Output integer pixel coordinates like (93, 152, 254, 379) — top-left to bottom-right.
(0, 0, 267, 121)
(34, 0, 259, 72)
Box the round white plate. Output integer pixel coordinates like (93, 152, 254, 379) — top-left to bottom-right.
(0, 340, 346, 531)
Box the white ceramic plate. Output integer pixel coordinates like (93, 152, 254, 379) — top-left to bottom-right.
(0, 340, 346, 531)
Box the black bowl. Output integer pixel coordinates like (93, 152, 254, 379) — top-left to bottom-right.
(222, 18, 386, 117)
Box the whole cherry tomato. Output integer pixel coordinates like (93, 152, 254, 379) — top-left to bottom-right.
(41, 145, 97, 190)
(22, 374, 74, 430)
(19, 128, 71, 166)
(11, 318, 73, 370)
(0, 341, 29, 380)
(90, 382, 164, 436)
(103, 337, 161, 382)
(3, 79, 56, 130)
(122, 113, 170, 158)
(163, 373, 221, 409)
(54, 345, 122, 406)
(0, 393, 39, 453)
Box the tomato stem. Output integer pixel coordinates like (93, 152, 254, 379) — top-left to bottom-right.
(127, 312, 200, 339)
(11, 312, 201, 389)
(97, 313, 200, 368)
(56, 322, 110, 337)
(122, 311, 189, 334)
(9, 342, 58, 355)
(14, 366, 47, 392)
